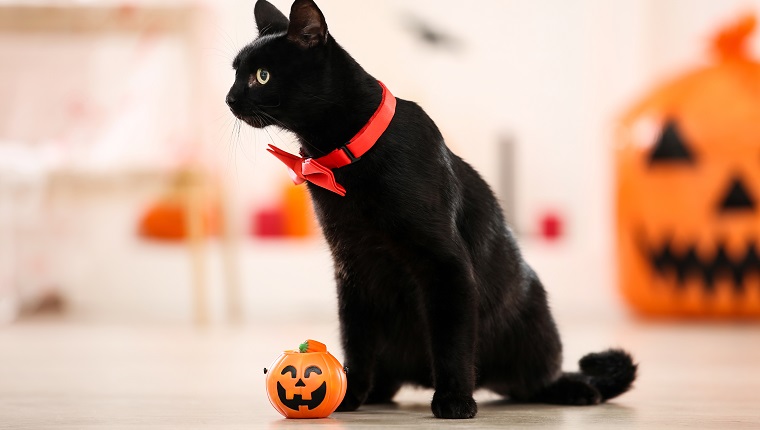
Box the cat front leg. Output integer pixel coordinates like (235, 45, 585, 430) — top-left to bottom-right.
(416, 249, 479, 419)
(334, 272, 377, 412)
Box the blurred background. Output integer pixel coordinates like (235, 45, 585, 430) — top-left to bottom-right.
(1, 0, 760, 328)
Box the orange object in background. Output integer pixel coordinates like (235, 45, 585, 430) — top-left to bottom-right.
(252, 182, 315, 239)
(616, 15, 760, 318)
(139, 197, 220, 241)
(282, 183, 314, 237)
(265, 340, 347, 419)
(139, 169, 221, 241)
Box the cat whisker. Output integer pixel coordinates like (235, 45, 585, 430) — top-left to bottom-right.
(212, 26, 243, 69)
(212, 111, 237, 124)
(221, 118, 239, 177)
(206, 49, 241, 66)
(257, 110, 287, 129)
(230, 118, 241, 179)
(234, 119, 243, 154)
(263, 127, 278, 148)
(218, 116, 236, 153)
(218, 27, 238, 55)
(239, 118, 257, 164)
(256, 110, 325, 157)
(232, 102, 323, 158)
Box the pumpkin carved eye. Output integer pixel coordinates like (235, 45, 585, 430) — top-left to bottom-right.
(280, 365, 297, 377)
(648, 121, 696, 165)
(718, 175, 756, 212)
(304, 366, 322, 378)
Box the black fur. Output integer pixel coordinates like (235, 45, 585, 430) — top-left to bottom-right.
(228, 0, 637, 419)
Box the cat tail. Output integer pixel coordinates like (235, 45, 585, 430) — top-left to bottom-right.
(533, 349, 637, 405)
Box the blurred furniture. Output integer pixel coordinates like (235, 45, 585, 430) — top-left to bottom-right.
(0, 2, 241, 325)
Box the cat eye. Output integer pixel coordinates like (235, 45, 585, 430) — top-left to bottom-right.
(257, 68, 271, 85)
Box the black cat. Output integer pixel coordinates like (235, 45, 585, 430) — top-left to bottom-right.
(227, 0, 637, 419)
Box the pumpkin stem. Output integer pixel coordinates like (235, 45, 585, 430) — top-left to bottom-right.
(712, 14, 756, 61)
(298, 339, 327, 353)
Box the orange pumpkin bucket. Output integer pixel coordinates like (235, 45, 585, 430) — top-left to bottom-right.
(616, 15, 760, 318)
(265, 340, 347, 419)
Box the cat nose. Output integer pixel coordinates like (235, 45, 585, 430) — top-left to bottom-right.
(226, 94, 237, 108)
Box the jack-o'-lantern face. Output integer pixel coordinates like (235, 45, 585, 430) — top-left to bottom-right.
(276, 364, 327, 411)
(265, 341, 347, 419)
(616, 16, 760, 317)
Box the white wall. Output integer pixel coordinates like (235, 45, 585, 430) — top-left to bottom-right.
(200, 0, 757, 324)
(7, 0, 759, 324)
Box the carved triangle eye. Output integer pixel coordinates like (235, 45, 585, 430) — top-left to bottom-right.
(647, 121, 696, 165)
(718, 175, 756, 213)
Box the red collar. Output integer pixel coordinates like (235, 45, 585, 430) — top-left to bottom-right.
(267, 81, 396, 196)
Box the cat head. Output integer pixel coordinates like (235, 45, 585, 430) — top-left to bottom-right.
(226, 0, 332, 130)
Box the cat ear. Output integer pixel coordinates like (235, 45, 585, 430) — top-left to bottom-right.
(287, 0, 328, 49)
(254, 0, 290, 36)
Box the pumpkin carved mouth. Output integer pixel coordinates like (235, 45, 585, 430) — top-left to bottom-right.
(277, 381, 327, 411)
(639, 236, 760, 290)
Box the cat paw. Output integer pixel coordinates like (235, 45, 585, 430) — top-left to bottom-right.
(335, 390, 366, 412)
(431, 392, 478, 419)
(565, 381, 602, 406)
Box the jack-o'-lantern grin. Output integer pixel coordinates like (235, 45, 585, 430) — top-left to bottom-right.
(638, 235, 760, 291)
(276, 381, 327, 411)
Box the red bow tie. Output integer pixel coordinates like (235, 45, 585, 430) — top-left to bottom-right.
(267, 81, 396, 197)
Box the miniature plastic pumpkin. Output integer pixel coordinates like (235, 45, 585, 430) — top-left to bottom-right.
(138, 196, 219, 240)
(139, 170, 220, 241)
(616, 15, 760, 317)
(265, 340, 347, 419)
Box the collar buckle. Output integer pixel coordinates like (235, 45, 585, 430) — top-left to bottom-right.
(340, 145, 360, 163)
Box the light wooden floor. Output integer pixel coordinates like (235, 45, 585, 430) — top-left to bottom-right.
(1, 318, 759, 429)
